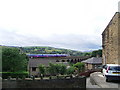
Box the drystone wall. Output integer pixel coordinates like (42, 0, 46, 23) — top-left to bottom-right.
(2, 77, 86, 89)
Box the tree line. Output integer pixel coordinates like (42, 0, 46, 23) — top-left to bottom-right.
(20, 46, 102, 57)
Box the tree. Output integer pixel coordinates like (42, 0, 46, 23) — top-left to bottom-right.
(38, 64, 46, 75)
(66, 66, 75, 75)
(58, 64, 66, 75)
(91, 49, 102, 57)
(83, 52, 91, 56)
(38, 64, 46, 79)
(48, 63, 57, 75)
(48, 63, 67, 76)
(97, 49, 102, 57)
(73, 62, 85, 73)
(2, 46, 27, 72)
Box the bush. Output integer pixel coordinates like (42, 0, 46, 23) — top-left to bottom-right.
(1, 72, 29, 79)
(38, 64, 46, 75)
(47, 63, 67, 76)
(73, 62, 85, 73)
(66, 66, 75, 75)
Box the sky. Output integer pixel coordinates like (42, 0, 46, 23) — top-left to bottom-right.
(0, 0, 119, 51)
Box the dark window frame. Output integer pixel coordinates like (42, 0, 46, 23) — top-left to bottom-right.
(32, 67, 36, 71)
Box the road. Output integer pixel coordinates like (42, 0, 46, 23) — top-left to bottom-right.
(86, 77, 100, 88)
(90, 72, 120, 88)
(99, 74, 120, 88)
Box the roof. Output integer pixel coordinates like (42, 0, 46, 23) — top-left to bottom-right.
(102, 12, 120, 35)
(28, 56, 91, 67)
(28, 58, 57, 67)
(82, 57, 102, 64)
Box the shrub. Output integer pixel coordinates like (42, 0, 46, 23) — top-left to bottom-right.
(38, 64, 46, 75)
(73, 62, 85, 73)
(1, 72, 29, 79)
(66, 66, 75, 75)
(47, 63, 67, 76)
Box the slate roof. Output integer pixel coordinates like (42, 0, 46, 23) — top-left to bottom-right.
(28, 57, 71, 67)
(28, 56, 91, 67)
(102, 12, 120, 35)
(81, 57, 102, 64)
(28, 58, 57, 67)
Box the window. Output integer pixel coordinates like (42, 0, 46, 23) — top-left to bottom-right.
(56, 60, 59, 62)
(67, 59, 70, 62)
(105, 66, 107, 70)
(109, 66, 120, 71)
(32, 67, 36, 71)
(62, 60, 65, 62)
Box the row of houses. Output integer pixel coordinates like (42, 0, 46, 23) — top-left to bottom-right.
(27, 54, 102, 76)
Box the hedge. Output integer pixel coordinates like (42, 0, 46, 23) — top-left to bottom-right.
(0, 72, 29, 79)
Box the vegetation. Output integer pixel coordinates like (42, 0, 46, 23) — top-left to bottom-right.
(47, 63, 67, 76)
(38, 62, 85, 77)
(66, 66, 75, 75)
(20, 46, 102, 57)
(73, 62, 85, 73)
(1, 46, 102, 57)
(91, 49, 102, 57)
(1, 72, 28, 79)
(1, 45, 102, 80)
(21, 46, 88, 56)
(2, 46, 28, 72)
(38, 64, 46, 79)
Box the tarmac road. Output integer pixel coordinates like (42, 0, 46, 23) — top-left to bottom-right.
(86, 77, 100, 88)
(99, 74, 120, 88)
(90, 72, 120, 88)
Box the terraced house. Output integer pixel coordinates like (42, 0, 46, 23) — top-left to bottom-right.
(27, 54, 90, 77)
(102, 12, 120, 65)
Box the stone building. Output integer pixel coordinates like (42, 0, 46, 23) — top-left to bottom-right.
(82, 57, 102, 70)
(27, 54, 90, 76)
(102, 12, 120, 65)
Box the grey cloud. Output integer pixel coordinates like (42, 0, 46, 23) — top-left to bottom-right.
(0, 29, 102, 51)
(0, 29, 48, 46)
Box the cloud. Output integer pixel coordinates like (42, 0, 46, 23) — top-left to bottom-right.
(0, 0, 119, 51)
(0, 29, 101, 51)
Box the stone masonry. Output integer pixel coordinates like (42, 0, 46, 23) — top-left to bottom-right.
(102, 12, 120, 65)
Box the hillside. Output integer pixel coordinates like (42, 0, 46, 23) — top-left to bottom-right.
(20, 46, 88, 56)
(1, 45, 102, 57)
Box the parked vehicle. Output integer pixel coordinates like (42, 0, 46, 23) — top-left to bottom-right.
(102, 64, 120, 82)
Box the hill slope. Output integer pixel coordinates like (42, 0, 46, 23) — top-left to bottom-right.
(20, 46, 86, 56)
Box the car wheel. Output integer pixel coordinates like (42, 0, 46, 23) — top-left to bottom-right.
(106, 78, 110, 82)
(106, 78, 108, 82)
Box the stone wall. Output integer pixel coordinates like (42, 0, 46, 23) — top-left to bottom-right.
(102, 12, 120, 64)
(118, 12, 120, 65)
(2, 77, 86, 89)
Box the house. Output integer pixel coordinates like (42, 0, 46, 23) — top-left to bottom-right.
(81, 57, 102, 70)
(27, 54, 90, 77)
(102, 12, 120, 65)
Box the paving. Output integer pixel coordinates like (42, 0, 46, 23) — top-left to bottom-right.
(86, 77, 100, 88)
(90, 72, 120, 89)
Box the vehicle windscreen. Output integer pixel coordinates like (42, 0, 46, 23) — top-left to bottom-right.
(109, 66, 120, 71)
